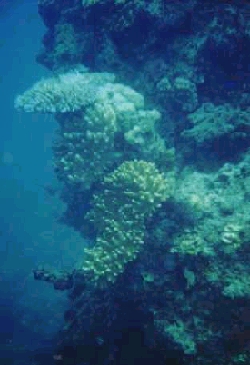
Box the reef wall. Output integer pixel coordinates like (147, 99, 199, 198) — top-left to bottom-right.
(15, 1, 250, 364)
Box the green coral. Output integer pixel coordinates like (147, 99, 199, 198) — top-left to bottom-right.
(171, 228, 215, 256)
(220, 221, 243, 254)
(182, 103, 250, 145)
(157, 318, 197, 355)
(83, 160, 173, 283)
(204, 259, 250, 299)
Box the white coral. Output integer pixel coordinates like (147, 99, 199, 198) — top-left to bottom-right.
(14, 71, 115, 113)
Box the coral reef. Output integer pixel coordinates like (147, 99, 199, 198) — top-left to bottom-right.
(14, 1, 250, 364)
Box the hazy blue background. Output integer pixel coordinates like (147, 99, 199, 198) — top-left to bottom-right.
(0, 0, 85, 360)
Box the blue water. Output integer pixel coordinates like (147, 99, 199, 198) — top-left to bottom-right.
(0, 2, 85, 363)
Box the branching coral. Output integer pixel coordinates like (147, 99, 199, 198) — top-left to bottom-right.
(53, 81, 167, 189)
(83, 160, 173, 283)
(53, 101, 118, 189)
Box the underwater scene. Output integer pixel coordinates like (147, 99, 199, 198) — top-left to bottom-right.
(1, 0, 250, 364)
